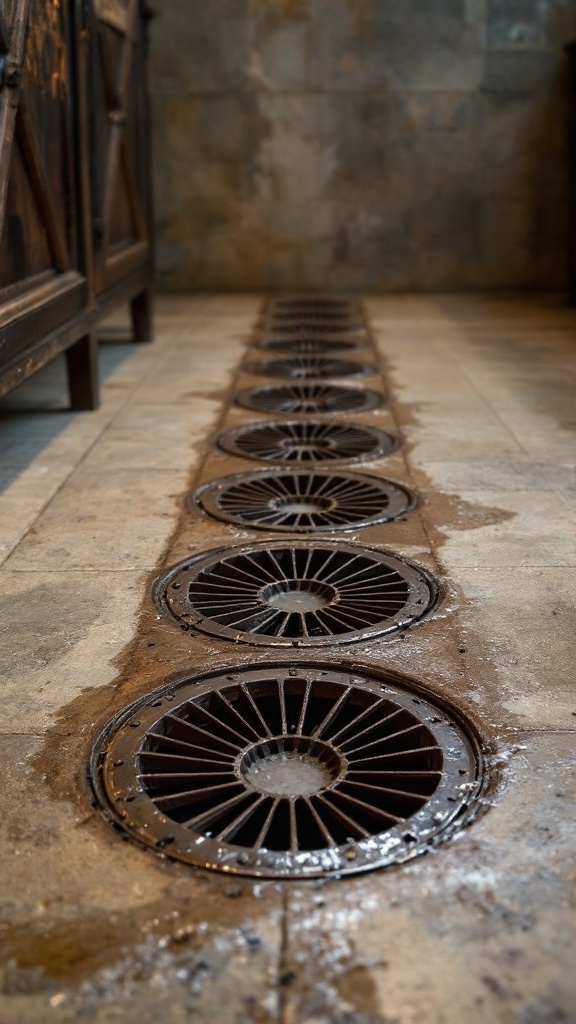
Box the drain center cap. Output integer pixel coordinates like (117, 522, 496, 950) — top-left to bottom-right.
(260, 580, 337, 612)
(240, 737, 344, 797)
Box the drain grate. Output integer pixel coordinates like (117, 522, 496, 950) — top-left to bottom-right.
(92, 664, 482, 878)
(216, 420, 398, 465)
(268, 311, 358, 323)
(263, 321, 366, 336)
(155, 541, 438, 645)
(256, 337, 364, 355)
(272, 298, 355, 311)
(193, 469, 416, 533)
(234, 384, 383, 416)
(243, 357, 376, 380)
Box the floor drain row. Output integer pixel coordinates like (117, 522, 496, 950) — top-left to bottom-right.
(90, 295, 486, 879)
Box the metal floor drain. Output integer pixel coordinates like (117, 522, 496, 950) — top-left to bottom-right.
(193, 469, 416, 533)
(256, 337, 364, 355)
(155, 541, 438, 646)
(234, 384, 383, 415)
(216, 420, 398, 465)
(272, 298, 355, 311)
(243, 357, 376, 380)
(91, 664, 482, 878)
(263, 321, 366, 336)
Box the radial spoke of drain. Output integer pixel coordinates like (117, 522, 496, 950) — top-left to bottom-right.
(327, 788, 403, 826)
(303, 797, 338, 846)
(343, 723, 428, 759)
(278, 678, 288, 735)
(215, 794, 268, 842)
(182, 789, 254, 831)
(348, 744, 442, 767)
(313, 793, 371, 839)
(253, 797, 281, 849)
(340, 780, 430, 804)
(154, 780, 244, 813)
(289, 799, 298, 852)
(239, 683, 274, 737)
(163, 714, 242, 754)
(295, 679, 313, 734)
(312, 687, 352, 738)
(329, 699, 398, 744)
(144, 735, 238, 762)
(139, 770, 234, 786)
(213, 691, 261, 743)
(139, 752, 235, 772)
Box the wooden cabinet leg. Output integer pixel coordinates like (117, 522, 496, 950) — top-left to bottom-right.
(130, 287, 153, 342)
(66, 332, 99, 410)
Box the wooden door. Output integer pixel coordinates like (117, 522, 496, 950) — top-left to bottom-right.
(89, 0, 151, 297)
(0, 0, 90, 368)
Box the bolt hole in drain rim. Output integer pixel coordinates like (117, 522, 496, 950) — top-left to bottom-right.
(90, 664, 484, 879)
(234, 384, 384, 416)
(255, 338, 366, 355)
(193, 469, 416, 533)
(216, 421, 398, 465)
(154, 541, 439, 646)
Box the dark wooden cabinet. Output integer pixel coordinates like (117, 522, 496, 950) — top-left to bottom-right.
(0, 0, 153, 409)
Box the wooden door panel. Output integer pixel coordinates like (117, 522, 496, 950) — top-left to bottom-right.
(0, 0, 88, 328)
(90, 0, 151, 295)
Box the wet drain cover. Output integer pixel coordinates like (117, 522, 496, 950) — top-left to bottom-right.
(216, 420, 398, 464)
(244, 357, 376, 380)
(193, 469, 416, 533)
(155, 541, 438, 645)
(256, 337, 364, 355)
(91, 664, 482, 878)
(263, 321, 366, 336)
(234, 384, 383, 415)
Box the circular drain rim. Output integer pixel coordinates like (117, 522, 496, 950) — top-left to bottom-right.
(216, 420, 399, 465)
(254, 337, 367, 355)
(154, 540, 439, 647)
(192, 469, 417, 533)
(243, 357, 377, 380)
(234, 384, 384, 416)
(90, 663, 483, 879)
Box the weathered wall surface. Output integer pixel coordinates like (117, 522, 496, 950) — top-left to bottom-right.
(150, 0, 576, 293)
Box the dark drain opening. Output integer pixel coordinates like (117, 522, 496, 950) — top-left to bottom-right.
(92, 664, 483, 877)
(216, 421, 399, 465)
(193, 469, 416, 532)
(155, 541, 439, 645)
(244, 357, 376, 380)
(234, 384, 383, 415)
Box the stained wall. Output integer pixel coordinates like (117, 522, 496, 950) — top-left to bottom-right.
(150, 0, 576, 292)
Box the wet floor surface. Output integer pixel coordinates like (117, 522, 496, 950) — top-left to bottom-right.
(0, 294, 575, 1022)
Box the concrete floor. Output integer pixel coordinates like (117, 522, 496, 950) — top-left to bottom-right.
(0, 294, 574, 1023)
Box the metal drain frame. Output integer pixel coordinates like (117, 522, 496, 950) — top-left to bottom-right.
(89, 662, 486, 880)
(215, 420, 400, 465)
(191, 468, 417, 533)
(153, 540, 441, 647)
(242, 357, 378, 380)
(233, 384, 384, 416)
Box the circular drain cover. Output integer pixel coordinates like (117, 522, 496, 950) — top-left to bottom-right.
(155, 541, 438, 646)
(234, 384, 383, 416)
(269, 310, 356, 323)
(256, 337, 363, 355)
(273, 298, 355, 311)
(244, 357, 376, 380)
(216, 420, 398, 465)
(91, 664, 482, 878)
(263, 321, 366, 336)
(193, 469, 416, 533)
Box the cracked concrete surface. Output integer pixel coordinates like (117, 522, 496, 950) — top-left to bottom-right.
(0, 294, 574, 1022)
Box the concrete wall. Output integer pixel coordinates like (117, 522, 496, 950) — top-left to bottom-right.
(150, 0, 576, 293)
